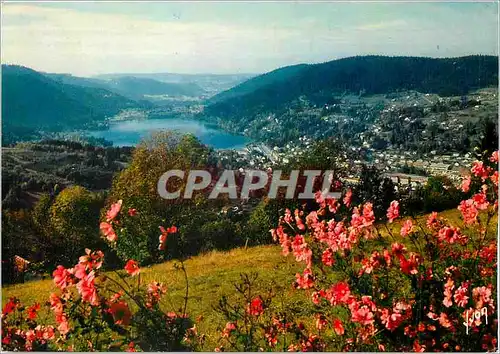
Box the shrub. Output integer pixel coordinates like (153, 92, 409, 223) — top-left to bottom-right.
(209, 151, 498, 352)
(2, 202, 195, 352)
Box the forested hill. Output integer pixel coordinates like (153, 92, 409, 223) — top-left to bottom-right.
(205, 55, 498, 118)
(1, 65, 141, 132)
(206, 64, 308, 104)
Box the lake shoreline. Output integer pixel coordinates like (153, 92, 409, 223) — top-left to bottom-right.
(82, 116, 252, 150)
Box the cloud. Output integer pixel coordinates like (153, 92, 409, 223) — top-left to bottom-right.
(1, 3, 497, 76)
(1, 4, 296, 75)
(356, 20, 407, 31)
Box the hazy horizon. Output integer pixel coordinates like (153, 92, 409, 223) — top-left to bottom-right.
(1, 2, 498, 77)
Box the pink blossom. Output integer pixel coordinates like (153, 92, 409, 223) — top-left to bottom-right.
(386, 201, 400, 223)
(489, 150, 498, 163)
(326, 282, 351, 306)
(400, 219, 415, 237)
(443, 278, 454, 308)
(321, 248, 335, 266)
(453, 282, 470, 308)
(128, 208, 137, 217)
(124, 260, 140, 276)
(351, 306, 374, 326)
(106, 200, 122, 222)
(76, 271, 99, 306)
(295, 268, 314, 289)
(333, 319, 344, 335)
(461, 177, 471, 193)
(471, 161, 490, 181)
(491, 171, 498, 186)
(53, 266, 71, 289)
(343, 189, 353, 207)
(426, 212, 439, 229)
(100, 222, 117, 242)
(458, 199, 479, 225)
(472, 193, 489, 210)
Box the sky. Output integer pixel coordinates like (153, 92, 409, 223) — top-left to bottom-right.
(1, 1, 498, 76)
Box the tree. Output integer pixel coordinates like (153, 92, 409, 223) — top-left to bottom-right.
(48, 186, 105, 266)
(354, 165, 397, 220)
(107, 132, 219, 263)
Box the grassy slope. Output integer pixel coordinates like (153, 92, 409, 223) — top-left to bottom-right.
(2, 245, 307, 349)
(2, 208, 497, 349)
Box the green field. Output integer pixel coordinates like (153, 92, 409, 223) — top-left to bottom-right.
(2, 208, 497, 350)
(2, 245, 309, 349)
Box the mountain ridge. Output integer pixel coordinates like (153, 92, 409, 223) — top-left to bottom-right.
(205, 55, 499, 119)
(1, 65, 142, 137)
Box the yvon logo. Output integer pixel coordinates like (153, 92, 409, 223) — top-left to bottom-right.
(463, 307, 488, 335)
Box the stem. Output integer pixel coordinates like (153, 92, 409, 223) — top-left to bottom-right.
(180, 259, 189, 319)
(104, 274, 145, 311)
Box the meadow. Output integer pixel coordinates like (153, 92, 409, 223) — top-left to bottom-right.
(3, 208, 496, 350)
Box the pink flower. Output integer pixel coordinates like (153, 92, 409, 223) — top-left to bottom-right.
(333, 319, 344, 335)
(127, 342, 137, 352)
(438, 312, 452, 328)
(442, 226, 467, 244)
(2, 298, 17, 315)
(146, 281, 166, 308)
(106, 200, 122, 221)
(109, 301, 132, 326)
(362, 202, 375, 227)
(443, 278, 454, 308)
(400, 219, 415, 237)
(326, 198, 340, 213)
(472, 193, 489, 210)
(158, 225, 177, 250)
(321, 248, 335, 266)
(222, 322, 237, 338)
(315, 191, 326, 208)
(124, 260, 140, 276)
(453, 282, 470, 308)
(413, 340, 426, 352)
(399, 253, 420, 275)
(72, 262, 87, 279)
(247, 297, 264, 316)
(53, 265, 71, 289)
(295, 210, 305, 230)
(100, 222, 117, 242)
(315, 314, 328, 330)
(76, 271, 99, 306)
(343, 189, 352, 207)
(128, 208, 137, 217)
(391, 242, 407, 258)
(57, 320, 70, 335)
(351, 306, 374, 326)
(27, 303, 40, 320)
(311, 290, 326, 305)
(426, 212, 439, 229)
(291, 235, 312, 268)
(471, 161, 490, 181)
(489, 150, 498, 163)
(461, 177, 471, 193)
(458, 199, 478, 225)
(326, 282, 351, 306)
(491, 171, 498, 186)
(386, 200, 400, 223)
(380, 308, 403, 331)
(472, 286, 492, 309)
(295, 268, 314, 289)
(49, 293, 64, 319)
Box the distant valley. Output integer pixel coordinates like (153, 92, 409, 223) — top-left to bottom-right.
(2, 55, 498, 152)
(1, 65, 253, 145)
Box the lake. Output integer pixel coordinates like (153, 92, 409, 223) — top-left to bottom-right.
(84, 118, 251, 149)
